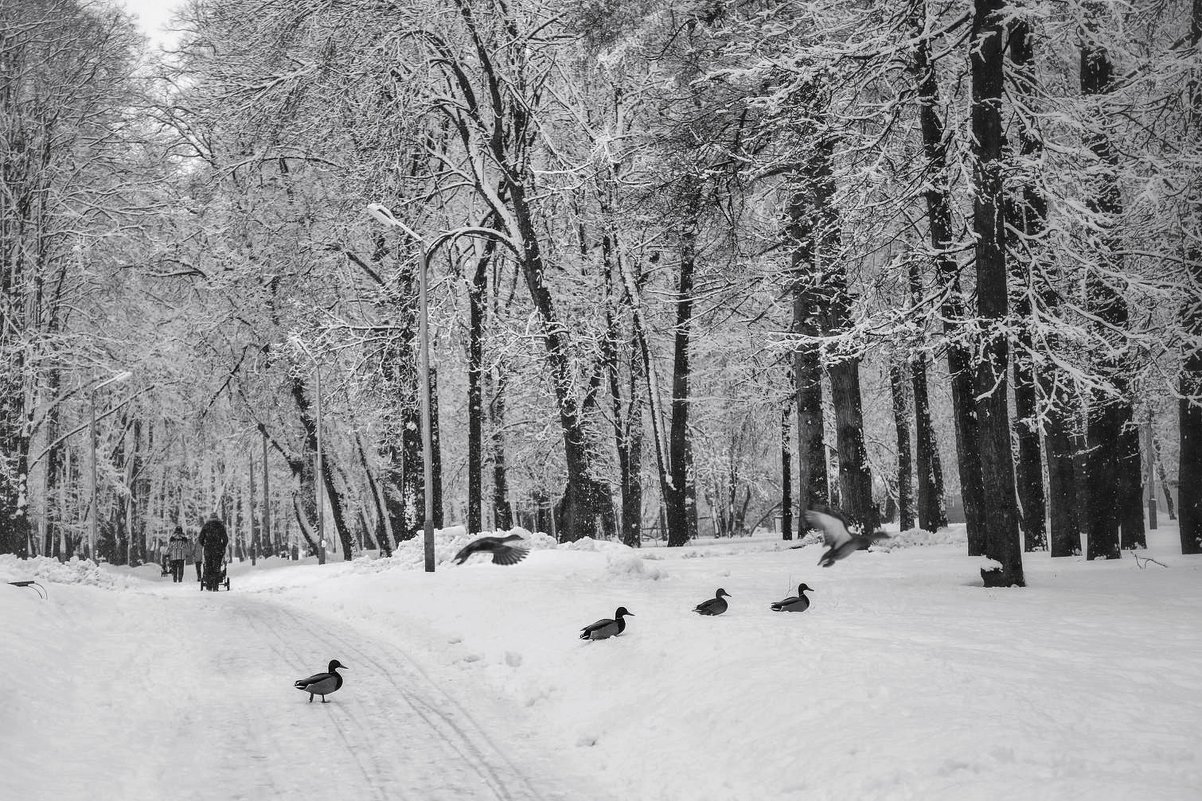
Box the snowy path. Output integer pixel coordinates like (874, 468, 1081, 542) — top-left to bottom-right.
(2, 585, 598, 801)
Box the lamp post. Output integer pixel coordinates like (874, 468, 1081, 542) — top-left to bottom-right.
(89, 370, 132, 562)
(292, 338, 327, 565)
(366, 202, 436, 573)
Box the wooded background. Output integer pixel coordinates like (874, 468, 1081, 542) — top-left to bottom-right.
(1, 0, 1198, 587)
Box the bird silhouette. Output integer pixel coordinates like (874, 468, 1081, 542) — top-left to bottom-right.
(294, 659, 347, 703)
(693, 588, 731, 616)
(579, 607, 634, 640)
(770, 583, 814, 612)
(452, 534, 529, 566)
(804, 507, 890, 567)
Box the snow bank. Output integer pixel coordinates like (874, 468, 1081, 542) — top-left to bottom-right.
(874, 525, 968, 551)
(0, 554, 134, 590)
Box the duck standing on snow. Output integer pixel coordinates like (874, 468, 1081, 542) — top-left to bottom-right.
(770, 583, 813, 612)
(294, 659, 347, 703)
(579, 607, 634, 640)
(804, 507, 890, 567)
(452, 534, 529, 566)
(693, 588, 731, 616)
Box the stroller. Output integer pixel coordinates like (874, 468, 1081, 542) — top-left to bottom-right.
(202, 558, 231, 592)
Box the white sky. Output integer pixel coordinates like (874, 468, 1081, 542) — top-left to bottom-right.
(119, 0, 187, 51)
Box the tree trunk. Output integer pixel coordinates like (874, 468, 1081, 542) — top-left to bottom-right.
(619, 340, 644, 548)
(430, 365, 444, 530)
(1178, 0, 1202, 554)
(890, 362, 915, 531)
(665, 193, 701, 547)
(910, 0, 986, 554)
(1007, 9, 1049, 554)
(509, 180, 612, 542)
(910, 353, 947, 531)
(1080, 20, 1139, 560)
(812, 133, 877, 534)
(466, 235, 494, 536)
(781, 404, 793, 540)
(489, 366, 513, 530)
(971, 0, 1024, 586)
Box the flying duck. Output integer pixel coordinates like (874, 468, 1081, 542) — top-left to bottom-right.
(294, 659, 347, 703)
(693, 588, 731, 616)
(770, 583, 814, 612)
(579, 607, 634, 640)
(804, 507, 890, 567)
(452, 534, 529, 566)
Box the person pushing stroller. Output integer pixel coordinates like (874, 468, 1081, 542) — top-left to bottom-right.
(198, 513, 229, 592)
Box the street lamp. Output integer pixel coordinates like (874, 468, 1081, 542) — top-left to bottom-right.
(367, 202, 436, 573)
(90, 370, 131, 562)
(291, 338, 327, 565)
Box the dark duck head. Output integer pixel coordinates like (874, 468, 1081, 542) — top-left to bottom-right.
(579, 606, 634, 640)
(294, 659, 347, 703)
(693, 588, 731, 616)
(452, 533, 530, 566)
(771, 583, 813, 612)
(804, 507, 890, 567)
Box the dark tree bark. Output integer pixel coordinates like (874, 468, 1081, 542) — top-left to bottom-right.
(489, 367, 513, 531)
(430, 365, 444, 530)
(664, 192, 701, 547)
(910, 353, 947, 531)
(1118, 423, 1145, 549)
(466, 235, 495, 536)
(1007, 13, 1049, 553)
(971, 0, 1024, 586)
(789, 186, 828, 513)
(909, 0, 986, 554)
(812, 133, 877, 534)
(781, 403, 793, 540)
(890, 362, 915, 531)
(618, 338, 644, 548)
(1080, 21, 1140, 560)
(1179, 0, 1202, 554)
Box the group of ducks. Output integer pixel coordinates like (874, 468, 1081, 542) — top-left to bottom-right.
(297, 506, 886, 698)
(578, 581, 815, 641)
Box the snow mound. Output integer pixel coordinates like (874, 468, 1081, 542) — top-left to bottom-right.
(0, 555, 132, 590)
(560, 536, 630, 553)
(874, 527, 968, 551)
(605, 553, 667, 580)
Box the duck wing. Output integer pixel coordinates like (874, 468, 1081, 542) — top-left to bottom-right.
(693, 598, 716, 614)
(490, 545, 529, 566)
(295, 671, 332, 689)
(770, 595, 799, 610)
(579, 617, 616, 639)
(804, 509, 851, 548)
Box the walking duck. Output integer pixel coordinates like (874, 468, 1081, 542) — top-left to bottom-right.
(693, 588, 731, 616)
(804, 507, 890, 567)
(579, 607, 634, 640)
(770, 583, 813, 613)
(294, 659, 347, 703)
(452, 534, 529, 566)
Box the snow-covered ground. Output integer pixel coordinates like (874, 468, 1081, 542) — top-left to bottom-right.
(3, 523, 1200, 800)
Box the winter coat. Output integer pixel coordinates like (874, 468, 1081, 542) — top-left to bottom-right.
(167, 533, 189, 561)
(198, 519, 229, 555)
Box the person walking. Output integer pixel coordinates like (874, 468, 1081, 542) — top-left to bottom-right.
(167, 526, 189, 583)
(198, 513, 229, 591)
(192, 528, 203, 584)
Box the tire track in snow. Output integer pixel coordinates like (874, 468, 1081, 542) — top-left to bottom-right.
(265, 601, 548, 801)
(233, 599, 401, 801)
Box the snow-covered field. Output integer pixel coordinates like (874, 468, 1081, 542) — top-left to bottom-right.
(2, 523, 1200, 801)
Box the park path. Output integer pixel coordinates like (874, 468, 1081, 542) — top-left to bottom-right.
(7, 584, 601, 801)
